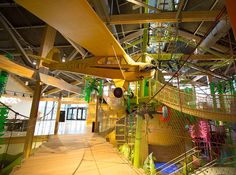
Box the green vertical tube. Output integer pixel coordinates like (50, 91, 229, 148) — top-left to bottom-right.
(99, 80, 103, 96)
(144, 79, 148, 97)
(85, 80, 91, 102)
(210, 82, 217, 111)
(217, 82, 226, 111)
(127, 83, 131, 113)
(133, 115, 143, 168)
(136, 81, 139, 104)
(229, 80, 236, 95)
(140, 80, 145, 98)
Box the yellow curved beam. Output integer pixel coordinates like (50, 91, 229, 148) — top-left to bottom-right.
(16, 0, 127, 58)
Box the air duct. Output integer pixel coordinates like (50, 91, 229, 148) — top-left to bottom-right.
(199, 18, 231, 54)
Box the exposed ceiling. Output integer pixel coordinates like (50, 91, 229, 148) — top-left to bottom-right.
(0, 0, 235, 97)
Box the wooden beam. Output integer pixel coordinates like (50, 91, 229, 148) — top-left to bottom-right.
(0, 57, 81, 94)
(0, 55, 35, 79)
(126, 0, 161, 13)
(119, 29, 144, 43)
(38, 25, 57, 58)
(40, 97, 86, 104)
(54, 95, 61, 135)
(110, 11, 220, 24)
(3, 135, 50, 144)
(44, 81, 81, 95)
(23, 80, 42, 159)
(39, 73, 80, 94)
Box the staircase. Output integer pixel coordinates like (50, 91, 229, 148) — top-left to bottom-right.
(115, 117, 127, 146)
(115, 115, 136, 147)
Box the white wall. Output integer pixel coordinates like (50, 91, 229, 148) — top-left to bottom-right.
(0, 75, 33, 119)
(5, 75, 32, 95)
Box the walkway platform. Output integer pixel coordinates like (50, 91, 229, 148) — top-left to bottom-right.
(11, 133, 143, 175)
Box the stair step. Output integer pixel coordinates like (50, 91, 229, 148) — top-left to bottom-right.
(116, 140, 126, 142)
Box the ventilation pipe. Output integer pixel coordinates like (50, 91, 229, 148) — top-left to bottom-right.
(198, 18, 231, 54)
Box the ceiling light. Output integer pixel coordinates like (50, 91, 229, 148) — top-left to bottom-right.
(33, 60, 37, 65)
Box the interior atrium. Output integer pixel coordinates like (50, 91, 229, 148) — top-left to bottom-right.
(0, 0, 235, 174)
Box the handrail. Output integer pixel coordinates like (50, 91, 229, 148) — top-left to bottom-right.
(192, 159, 217, 175)
(156, 147, 197, 171)
(169, 158, 200, 175)
(154, 80, 236, 117)
(0, 101, 29, 118)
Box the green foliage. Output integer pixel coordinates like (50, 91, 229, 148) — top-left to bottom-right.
(119, 143, 134, 161)
(84, 78, 98, 102)
(0, 71, 8, 95)
(143, 152, 156, 175)
(0, 107, 8, 143)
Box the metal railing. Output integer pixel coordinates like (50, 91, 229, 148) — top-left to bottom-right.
(154, 81, 236, 116)
(156, 147, 198, 174)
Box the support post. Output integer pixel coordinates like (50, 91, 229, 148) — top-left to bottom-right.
(95, 95, 100, 133)
(54, 95, 62, 135)
(149, 79, 152, 98)
(23, 80, 42, 159)
(140, 80, 145, 98)
(135, 81, 139, 104)
(23, 25, 56, 159)
(133, 115, 143, 168)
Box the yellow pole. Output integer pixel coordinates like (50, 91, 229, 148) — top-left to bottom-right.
(149, 79, 152, 98)
(23, 80, 42, 159)
(95, 95, 99, 133)
(136, 81, 139, 104)
(133, 115, 143, 168)
(54, 95, 62, 135)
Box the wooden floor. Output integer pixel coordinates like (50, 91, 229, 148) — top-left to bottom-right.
(11, 132, 143, 175)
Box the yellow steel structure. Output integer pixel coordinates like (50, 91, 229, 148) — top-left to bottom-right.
(110, 11, 220, 24)
(15, 0, 155, 84)
(0, 55, 80, 94)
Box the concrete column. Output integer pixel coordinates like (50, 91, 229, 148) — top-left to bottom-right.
(23, 80, 42, 159)
(54, 96, 62, 135)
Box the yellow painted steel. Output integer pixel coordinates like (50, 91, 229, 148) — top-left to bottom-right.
(0, 55, 81, 94)
(16, 0, 127, 58)
(16, 0, 156, 82)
